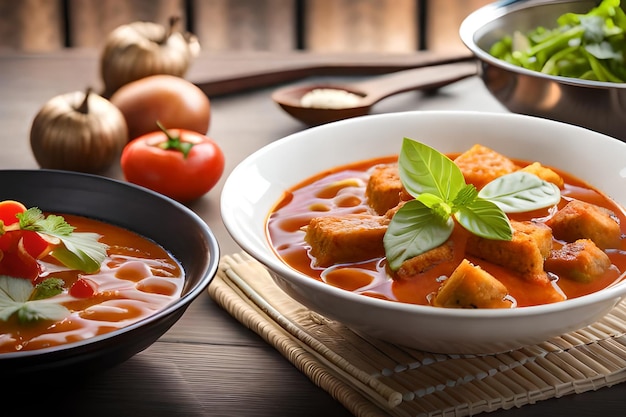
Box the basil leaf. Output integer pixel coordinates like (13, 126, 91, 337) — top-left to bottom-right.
(478, 171, 561, 213)
(398, 138, 465, 200)
(415, 192, 445, 209)
(384, 200, 454, 270)
(384, 138, 562, 271)
(451, 183, 479, 208)
(454, 198, 513, 241)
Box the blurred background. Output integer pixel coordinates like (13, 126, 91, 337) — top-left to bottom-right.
(0, 0, 492, 53)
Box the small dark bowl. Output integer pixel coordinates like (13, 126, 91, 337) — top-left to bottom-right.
(460, 0, 626, 141)
(0, 169, 219, 377)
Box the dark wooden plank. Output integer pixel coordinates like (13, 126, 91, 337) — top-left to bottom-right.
(67, 0, 187, 48)
(192, 0, 296, 51)
(1, 0, 493, 55)
(304, 0, 419, 52)
(425, 0, 492, 52)
(0, 0, 64, 51)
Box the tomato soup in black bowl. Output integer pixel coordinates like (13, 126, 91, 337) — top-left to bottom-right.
(0, 169, 219, 377)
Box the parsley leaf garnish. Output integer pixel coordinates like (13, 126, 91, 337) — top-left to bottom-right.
(383, 138, 561, 271)
(0, 276, 70, 323)
(16, 207, 108, 273)
(18, 208, 74, 235)
(31, 278, 65, 300)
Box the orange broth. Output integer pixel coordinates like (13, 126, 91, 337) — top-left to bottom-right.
(0, 214, 183, 353)
(266, 155, 626, 308)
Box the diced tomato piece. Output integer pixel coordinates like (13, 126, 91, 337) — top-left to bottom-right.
(69, 277, 98, 298)
(0, 237, 42, 281)
(0, 200, 26, 227)
(0, 201, 55, 283)
(20, 230, 52, 259)
(0, 201, 28, 251)
(0, 230, 20, 251)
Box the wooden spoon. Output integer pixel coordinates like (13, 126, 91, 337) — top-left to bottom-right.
(272, 61, 478, 125)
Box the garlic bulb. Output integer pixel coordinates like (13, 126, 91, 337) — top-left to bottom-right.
(29, 88, 129, 173)
(100, 16, 200, 97)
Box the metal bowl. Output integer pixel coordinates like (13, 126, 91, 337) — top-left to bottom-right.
(460, 0, 626, 141)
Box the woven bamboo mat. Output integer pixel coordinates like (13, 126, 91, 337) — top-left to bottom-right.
(207, 252, 626, 417)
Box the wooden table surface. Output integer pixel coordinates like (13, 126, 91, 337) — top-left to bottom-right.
(2, 49, 626, 416)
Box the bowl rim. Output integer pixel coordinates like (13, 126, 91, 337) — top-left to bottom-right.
(459, 0, 626, 89)
(0, 169, 221, 361)
(221, 110, 626, 321)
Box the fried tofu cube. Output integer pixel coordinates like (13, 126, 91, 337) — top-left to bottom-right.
(546, 200, 622, 249)
(395, 240, 455, 280)
(544, 239, 611, 283)
(466, 220, 553, 280)
(453, 144, 519, 190)
(432, 259, 512, 309)
(304, 214, 387, 267)
(520, 162, 564, 189)
(366, 163, 403, 215)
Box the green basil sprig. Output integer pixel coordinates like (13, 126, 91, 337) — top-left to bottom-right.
(383, 138, 561, 271)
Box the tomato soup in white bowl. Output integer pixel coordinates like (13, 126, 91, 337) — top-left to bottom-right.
(221, 110, 626, 354)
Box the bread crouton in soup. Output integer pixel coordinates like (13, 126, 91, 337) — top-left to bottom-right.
(520, 162, 564, 188)
(432, 259, 512, 309)
(395, 240, 456, 280)
(545, 239, 611, 283)
(304, 214, 387, 267)
(466, 220, 553, 283)
(365, 163, 403, 215)
(453, 144, 519, 190)
(546, 200, 622, 250)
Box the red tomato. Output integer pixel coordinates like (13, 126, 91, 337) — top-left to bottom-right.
(0, 233, 43, 281)
(69, 277, 98, 298)
(20, 230, 52, 259)
(0, 200, 26, 227)
(120, 126, 225, 203)
(0, 200, 52, 267)
(0, 200, 26, 252)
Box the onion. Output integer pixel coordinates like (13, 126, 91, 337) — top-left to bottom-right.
(100, 16, 200, 97)
(29, 88, 129, 173)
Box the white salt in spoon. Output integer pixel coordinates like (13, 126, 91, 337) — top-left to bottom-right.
(271, 61, 478, 125)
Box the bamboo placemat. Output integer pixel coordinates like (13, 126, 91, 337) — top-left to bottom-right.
(207, 252, 626, 417)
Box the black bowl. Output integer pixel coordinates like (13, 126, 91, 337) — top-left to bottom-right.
(0, 169, 219, 376)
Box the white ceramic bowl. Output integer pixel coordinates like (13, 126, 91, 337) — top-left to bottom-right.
(221, 111, 626, 354)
